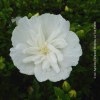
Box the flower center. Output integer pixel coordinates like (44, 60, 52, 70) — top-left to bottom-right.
(40, 45, 49, 55)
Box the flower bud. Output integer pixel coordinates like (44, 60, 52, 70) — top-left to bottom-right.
(65, 6, 69, 12)
(76, 30, 85, 38)
(69, 90, 77, 98)
(28, 13, 33, 18)
(34, 13, 39, 16)
(62, 81, 71, 92)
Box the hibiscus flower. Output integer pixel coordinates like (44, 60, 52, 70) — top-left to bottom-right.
(10, 13, 82, 82)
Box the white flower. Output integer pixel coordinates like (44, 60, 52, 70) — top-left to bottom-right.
(10, 13, 82, 82)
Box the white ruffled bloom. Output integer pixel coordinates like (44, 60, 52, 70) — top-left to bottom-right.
(10, 13, 82, 82)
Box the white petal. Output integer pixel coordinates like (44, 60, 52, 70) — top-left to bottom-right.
(50, 63, 60, 73)
(47, 53, 60, 73)
(17, 16, 28, 25)
(63, 31, 82, 66)
(10, 43, 35, 75)
(42, 60, 50, 71)
(50, 38, 67, 49)
(63, 44, 82, 57)
(61, 47, 81, 67)
(29, 16, 43, 35)
(66, 31, 79, 47)
(49, 67, 72, 82)
(34, 64, 72, 82)
(39, 13, 70, 40)
(23, 55, 42, 63)
(36, 32, 45, 47)
(23, 47, 39, 55)
(48, 44, 63, 62)
(34, 56, 45, 64)
(34, 64, 48, 82)
(11, 16, 40, 46)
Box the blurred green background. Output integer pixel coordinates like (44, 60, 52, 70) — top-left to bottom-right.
(0, 0, 99, 100)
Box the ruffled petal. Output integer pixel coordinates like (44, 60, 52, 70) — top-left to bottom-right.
(42, 60, 50, 71)
(47, 52, 60, 73)
(34, 64, 72, 82)
(23, 55, 42, 63)
(10, 43, 35, 75)
(62, 31, 82, 67)
(39, 13, 70, 41)
(48, 44, 63, 62)
(49, 67, 72, 82)
(50, 38, 67, 49)
(12, 16, 42, 46)
(66, 31, 79, 47)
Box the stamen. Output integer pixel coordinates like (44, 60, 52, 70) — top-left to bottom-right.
(40, 44, 49, 55)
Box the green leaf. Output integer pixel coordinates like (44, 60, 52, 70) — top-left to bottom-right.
(54, 87, 65, 99)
